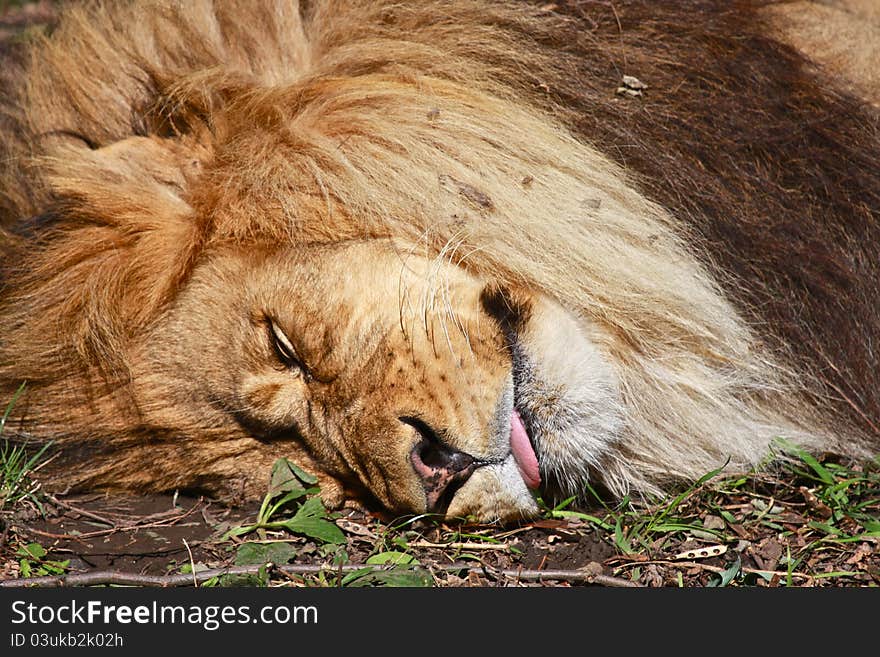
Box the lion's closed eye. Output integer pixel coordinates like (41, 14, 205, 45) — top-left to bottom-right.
(267, 318, 309, 378)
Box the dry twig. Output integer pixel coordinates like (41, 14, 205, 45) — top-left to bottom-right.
(0, 562, 640, 588)
(45, 495, 117, 528)
(17, 502, 204, 542)
(408, 540, 511, 551)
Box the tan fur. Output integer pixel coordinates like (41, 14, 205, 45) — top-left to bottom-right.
(0, 1, 876, 521)
(763, 0, 880, 105)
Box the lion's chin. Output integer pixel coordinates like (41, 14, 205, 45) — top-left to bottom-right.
(445, 457, 540, 521)
(441, 297, 626, 520)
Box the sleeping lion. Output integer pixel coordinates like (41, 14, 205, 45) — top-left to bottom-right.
(1, 1, 878, 521)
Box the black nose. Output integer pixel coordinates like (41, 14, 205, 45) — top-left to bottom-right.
(403, 417, 478, 513)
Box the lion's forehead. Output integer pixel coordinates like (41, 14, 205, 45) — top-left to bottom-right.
(242, 243, 503, 359)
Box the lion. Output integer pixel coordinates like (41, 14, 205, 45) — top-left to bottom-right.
(0, 0, 878, 522)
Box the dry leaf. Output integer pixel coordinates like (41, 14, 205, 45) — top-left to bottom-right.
(673, 544, 728, 560)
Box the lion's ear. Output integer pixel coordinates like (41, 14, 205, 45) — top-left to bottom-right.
(46, 133, 209, 225)
(9, 134, 213, 375)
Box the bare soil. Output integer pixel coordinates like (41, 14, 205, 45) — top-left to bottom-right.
(1, 492, 626, 587)
(1, 458, 877, 588)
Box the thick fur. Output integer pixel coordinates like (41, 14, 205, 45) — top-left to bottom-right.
(0, 0, 877, 520)
(764, 1, 880, 106)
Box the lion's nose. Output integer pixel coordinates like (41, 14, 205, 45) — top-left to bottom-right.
(403, 417, 478, 513)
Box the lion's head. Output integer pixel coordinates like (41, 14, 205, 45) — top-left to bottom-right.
(1, 0, 877, 522)
(137, 239, 622, 519)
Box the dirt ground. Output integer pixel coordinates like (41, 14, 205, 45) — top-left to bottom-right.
(1, 491, 627, 587)
(1, 456, 877, 588)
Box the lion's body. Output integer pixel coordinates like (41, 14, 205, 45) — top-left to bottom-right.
(0, 1, 878, 520)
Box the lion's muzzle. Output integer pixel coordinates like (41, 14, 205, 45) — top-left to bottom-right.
(406, 417, 481, 513)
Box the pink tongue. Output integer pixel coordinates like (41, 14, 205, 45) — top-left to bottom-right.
(510, 409, 541, 489)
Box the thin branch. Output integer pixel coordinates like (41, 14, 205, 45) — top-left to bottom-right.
(408, 540, 511, 551)
(0, 562, 641, 588)
(44, 494, 117, 528)
(182, 539, 197, 588)
(16, 503, 203, 541)
(502, 568, 640, 587)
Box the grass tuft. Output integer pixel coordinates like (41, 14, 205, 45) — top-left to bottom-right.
(1, 384, 52, 515)
(543, 444, 879, 586)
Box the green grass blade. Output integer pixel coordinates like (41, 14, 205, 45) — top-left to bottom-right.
(775, 438, 835, 484)
(549, 509, 613, 530)
(1, 382, 27, 434)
